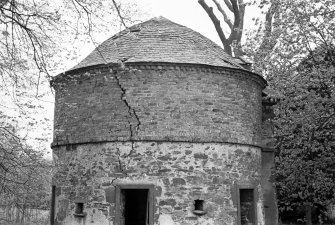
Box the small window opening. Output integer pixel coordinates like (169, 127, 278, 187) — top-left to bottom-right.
(193, 199, 206, 216)
(121, 189, 149, 225)
(75, 203, 84, 214)
(194, 199, 204, 211)
(240, 189, 255, 225)
(74, 202, 85, 217)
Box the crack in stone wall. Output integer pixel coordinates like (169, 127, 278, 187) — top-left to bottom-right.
(115, 146, 129, 177)
(92, 41, 140, 174)
(113, 68, 141, 156)
(52, 63, 263, 147)
(86, 39, 141, 147)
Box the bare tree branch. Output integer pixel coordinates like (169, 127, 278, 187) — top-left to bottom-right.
(261, 2, 279, 50)
(0, 0, 10, 8)
(198, 0, 231, 55)
(198, 0, 245, 56)
(223, 0, 233, 12)
(237, 0, 245, 42)
(112, 0, 128, 28)
(253, 1, 280, 72)
(227, 0, 240, 42)
(213, 0, 233, 29)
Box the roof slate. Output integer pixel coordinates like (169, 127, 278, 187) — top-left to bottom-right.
(69, 16, 244, 71)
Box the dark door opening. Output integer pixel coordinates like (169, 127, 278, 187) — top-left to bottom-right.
(50, 186, 56, 225)
(240, 189, 255, 225)
(121, 189, 149, 225)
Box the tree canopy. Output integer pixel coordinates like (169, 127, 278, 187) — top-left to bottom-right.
(274, 45, 335, 224)
(199, 0, 335, 223)
(0, 0, 143, 220)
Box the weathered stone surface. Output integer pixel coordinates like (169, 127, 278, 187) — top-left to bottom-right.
(52, 142, 262, 225)
(51, 17, 273, 225)
(172, 178, 186, 186)
(104, 187, 115, 204)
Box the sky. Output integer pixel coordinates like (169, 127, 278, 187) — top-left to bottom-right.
(69, 0, 262, 68)
(133, 0, 261, 48)
(140, 0, 224, 45)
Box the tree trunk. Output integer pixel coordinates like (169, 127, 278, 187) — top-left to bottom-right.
(233, 46, 244, 57)
(306, 204, 312, 225)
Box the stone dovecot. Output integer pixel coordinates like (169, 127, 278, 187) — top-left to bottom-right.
(50, 16, 277, 225)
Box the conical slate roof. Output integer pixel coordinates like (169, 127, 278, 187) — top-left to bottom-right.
(69, 17, 243, 71)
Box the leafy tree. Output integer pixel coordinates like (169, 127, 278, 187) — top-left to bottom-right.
(0, 0, 143, 219)
(197, 0, 280, 57)
(0, 0, 142, 105)
(274, 45, 335, 224)
(199, 0, 335, 224)
(0, 0, 142, 151)
(0, 113, 52, 223)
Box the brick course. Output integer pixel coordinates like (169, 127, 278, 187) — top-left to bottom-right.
(52, 63, 265, 147)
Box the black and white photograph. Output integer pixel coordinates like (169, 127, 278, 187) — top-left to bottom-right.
(0, 0, 334, 224)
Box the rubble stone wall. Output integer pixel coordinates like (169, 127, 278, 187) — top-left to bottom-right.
(52, 141, 263, 225)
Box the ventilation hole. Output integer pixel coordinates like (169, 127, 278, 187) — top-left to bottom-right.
(193, 199, 207, 216)
(74, 202, 85, 217)
(194, 199, 204, 211)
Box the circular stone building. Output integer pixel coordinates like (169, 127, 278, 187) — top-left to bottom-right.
(51, 17, 276, 225)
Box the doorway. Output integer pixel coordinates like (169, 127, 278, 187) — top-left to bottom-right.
(116, 184, 154, 225)
(122, 189, 148, 225)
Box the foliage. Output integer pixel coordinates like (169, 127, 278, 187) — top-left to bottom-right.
(200, 0, 335, 223)
(246, 0, 335, 78)
(254, 0, 334, 223)
(0, 0, 143, 150)
(0, 0, 143, 217)
(0, 0, 142, 105)
(274, 45, 335, 223)
(0, 113, 52, 216)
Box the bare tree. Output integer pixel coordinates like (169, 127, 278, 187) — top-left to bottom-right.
(0, 0, 141, 102)
(0, 0, 142, 215)
(200, 1, 335, 224)
(0, 112, 51, 209)
(198, 0, 279, 58)
(198, 0, 245, 56)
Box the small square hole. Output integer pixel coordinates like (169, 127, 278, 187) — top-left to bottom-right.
(193, 199, 206, 216)
(194, 199, 204, 211)
(75, 203, 84, 214)
(74, 202, 86, 217)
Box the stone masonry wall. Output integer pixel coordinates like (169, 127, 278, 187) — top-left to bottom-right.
(52, 141, 263, 225)
(52, 63, 265, 147)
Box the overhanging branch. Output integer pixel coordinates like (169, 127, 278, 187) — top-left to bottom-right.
(198, 0, 232, 55)
(213, 0, 233, 29)
(112, 0, 128, 29)
(227, 0, 240, 43)
(237, 0, 245, 42)
(223, 0, 233, 12)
